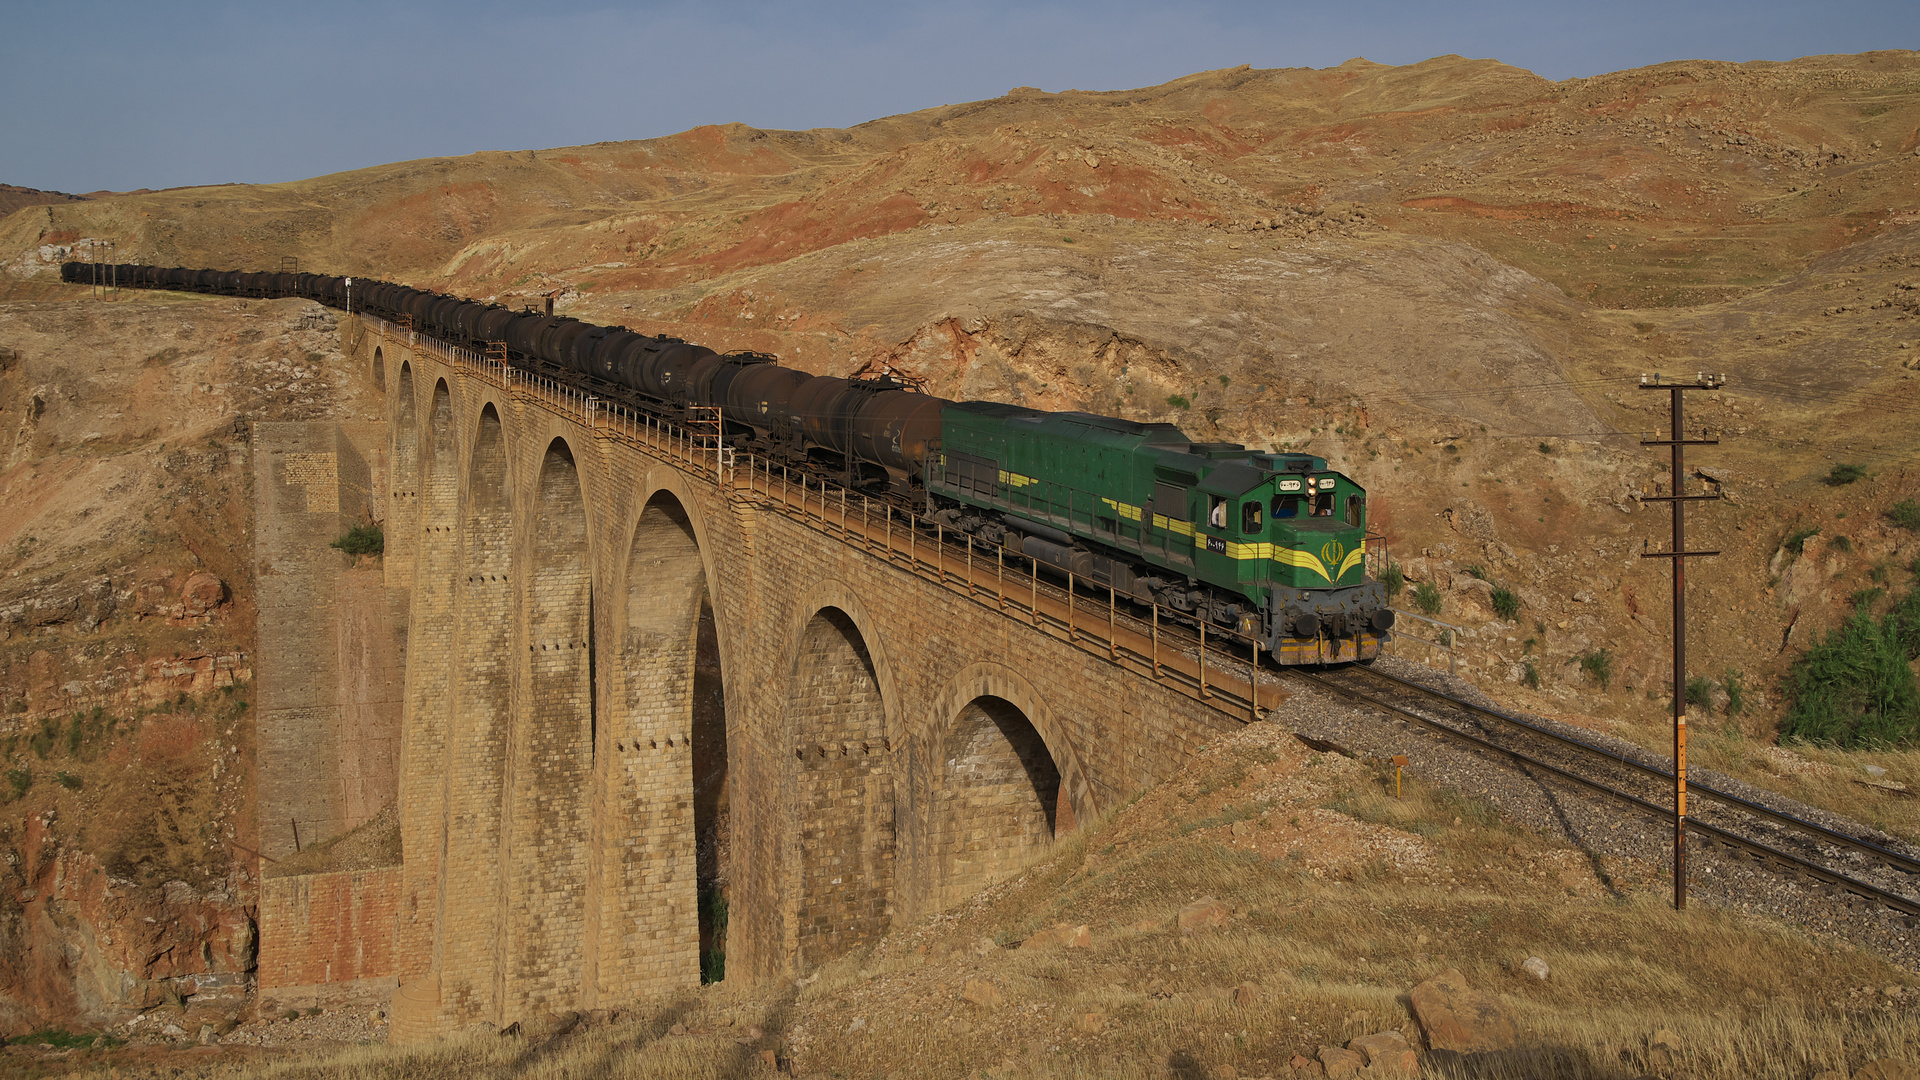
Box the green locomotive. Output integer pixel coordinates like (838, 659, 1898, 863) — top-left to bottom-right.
(926, 402, 1391, 664)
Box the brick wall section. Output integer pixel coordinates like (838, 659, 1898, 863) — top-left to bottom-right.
(506, 439, 595, 1018)
(789, 609, 894, 966)
(593, 495, 703, 1001)
(394, 381, 458, 985)
(258, 868, 402, 988)
(925, 696, 1059, 913)
(438, 406, 513, 1025)
(358, 332, 1247, 1040)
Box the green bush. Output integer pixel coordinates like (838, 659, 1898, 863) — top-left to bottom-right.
(1166, 395, 1190, 410)
(1537, 441, 1553, 455)
(1827, 463, 1867, 486)
(1465, 565, 1488, 581)
(1523, 660, 1541, 690)
(330, 523, 384, 557)
(1490, 586, 1520, 622)
(1781, 585, 1920, 748)
(1381, 561, 1404, 599)
(1578, 649, 1614, 690)
(54, 771, 81, 791)
(1685, 674, 1716, 712)
(1829, 534, 1853, 554)
(1889, 499, 1920, 532)
(1783, 526, 1820, 556)
(1413, 581, 1443, 617)
(1723, 668, 1746, 717)
(4, 768, 29, 800)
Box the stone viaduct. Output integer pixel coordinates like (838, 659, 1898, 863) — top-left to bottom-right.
(345, 317, 1279, 1042)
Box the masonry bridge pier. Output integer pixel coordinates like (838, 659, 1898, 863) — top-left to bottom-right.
(336, 317, 1274, 1041)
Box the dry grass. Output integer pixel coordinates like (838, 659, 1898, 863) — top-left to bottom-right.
(1682, 723, 1920, 844)
(34, 725, 1916, 1080)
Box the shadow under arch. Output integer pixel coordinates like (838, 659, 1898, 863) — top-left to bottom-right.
(373, 345, 386, 392)
(923, 662, 1097, 834)
(778, 586, 901, 970)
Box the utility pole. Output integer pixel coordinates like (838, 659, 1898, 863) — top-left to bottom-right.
(1638, 371, 1724, 910)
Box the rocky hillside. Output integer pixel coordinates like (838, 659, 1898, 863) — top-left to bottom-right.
(0, 293, 375, 1033)
(0, 48, 1918, 1035)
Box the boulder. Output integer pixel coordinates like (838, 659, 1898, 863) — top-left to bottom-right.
(1348, 1030, 1417, 1076)
(961, 978, 1003, 1009)
(181, 572, 227, 616)
(1075, 1011, 1106, 1033)
(1521, 956, 1550, 981)
(1409, 968, 1518, 1052)
(1178, 897, 1231, 934)
(1233, 982, 1259, 1006)
(1317, 1046, 1366, 1078)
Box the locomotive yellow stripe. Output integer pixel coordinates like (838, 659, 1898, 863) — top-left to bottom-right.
(997, 470, 1039, 488)
(1100, 498, 1143, 522)
(1338, 545, 1367, 579)
(1271, 547, 1333, 581)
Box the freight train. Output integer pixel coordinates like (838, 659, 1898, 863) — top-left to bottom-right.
(60, 260, 1391, 662)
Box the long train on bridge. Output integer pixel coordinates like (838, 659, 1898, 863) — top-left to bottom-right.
(60, 260, 1392, 662)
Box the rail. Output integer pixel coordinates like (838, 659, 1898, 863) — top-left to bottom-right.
(1293, 666, 1920, 917)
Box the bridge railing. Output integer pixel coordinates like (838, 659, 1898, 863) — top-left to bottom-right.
(368, 318, 1293, 721)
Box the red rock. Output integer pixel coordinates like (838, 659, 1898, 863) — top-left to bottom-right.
(1318, 1046, 1365, 1078)
(180, 572, 227, 617)
(1178, 897, 1231, 934)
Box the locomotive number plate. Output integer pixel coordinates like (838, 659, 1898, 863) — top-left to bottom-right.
(1205, 536, 1228, 554)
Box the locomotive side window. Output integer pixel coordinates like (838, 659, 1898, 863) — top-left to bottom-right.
(1208, 496, 1228, 529)
(1272, 495, 1303, 519)
(1312, 491, 1334, 516)
(1241, 501, 1262, 534)
(1153, 481, 1189, 522)
(1345, 495, 1365, 527)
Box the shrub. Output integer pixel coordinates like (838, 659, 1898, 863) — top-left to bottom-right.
(1890, 499, 1920, 531)
(330, 523, 384, 557)
(1783, 526, 1820, 556)
(1465, 565, 1488, 581)
(1413, 581, 1443, 617)
(54, 771, 81, 791)
(1723, 668, 1746, 716)
(1523, 660, 1541, 690)
(1829, 534, 1853, 553)
(1537, 441, 1553, 455)
(1381, 561, 1404, 599)
(1166, 395, 1190, 410)
(1685, 675, 1716, 712)
(1217, 375, 1231, 388)
(1781, 585, 1920, 748)
(1827, 463, 1867, 486)
(1578, 649, 1614, 690)
(1852, 587, 1885, 610)
(1491, 586, 1520, 622)
(5, 768, 29, 800)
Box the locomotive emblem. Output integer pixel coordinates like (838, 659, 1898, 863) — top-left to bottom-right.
(1321, 540, 1345, 568)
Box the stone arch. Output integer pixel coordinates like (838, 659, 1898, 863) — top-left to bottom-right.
(923, 662, 1096, 836)
(590, 487, 723, 994)
(784, 600, 895, 968)
(924, 696, 1060, 913)
(387, 361, 419, 578)
(437, 402, 513, 1025)
(508, 435, 596, 1016)
(373, 345, 386, 392)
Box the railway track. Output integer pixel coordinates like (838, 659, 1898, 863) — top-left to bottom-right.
(1287, 662, 1920, 919)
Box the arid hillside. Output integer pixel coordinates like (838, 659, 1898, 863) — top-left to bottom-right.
(1, 47, 1919, 1047)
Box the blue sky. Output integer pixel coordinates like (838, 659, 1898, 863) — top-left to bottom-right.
(3, 0, 1914, 194)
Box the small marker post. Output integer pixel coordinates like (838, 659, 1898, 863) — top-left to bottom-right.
(1392, 754, 1408, 799)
